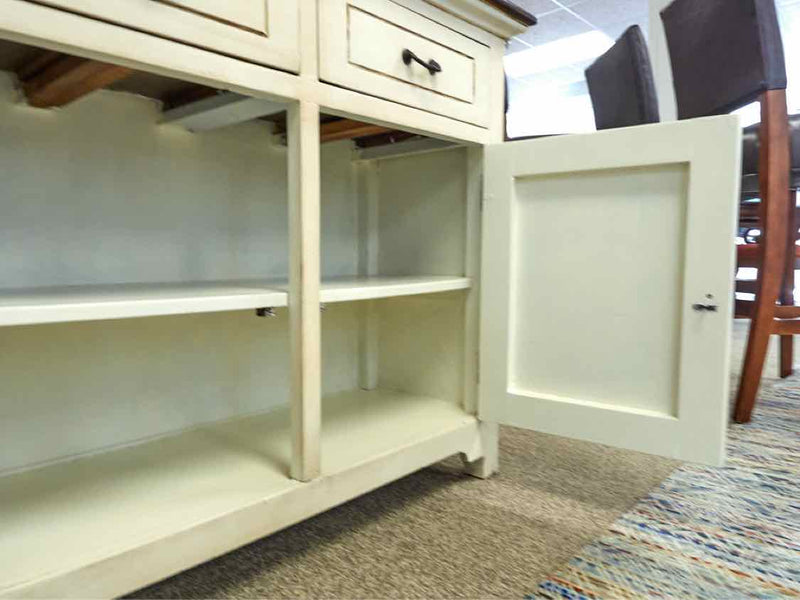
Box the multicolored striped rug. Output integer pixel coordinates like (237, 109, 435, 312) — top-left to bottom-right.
(533, 377, 800, 599)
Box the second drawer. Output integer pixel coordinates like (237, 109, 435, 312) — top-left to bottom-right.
(319, 0, 492, 127)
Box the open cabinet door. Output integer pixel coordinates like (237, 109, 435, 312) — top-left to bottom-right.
(480, 116, 742, 466)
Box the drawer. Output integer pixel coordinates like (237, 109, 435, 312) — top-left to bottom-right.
(33, 0, 300, 72)
(319, 0, 492, 127)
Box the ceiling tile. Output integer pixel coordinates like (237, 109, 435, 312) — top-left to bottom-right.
(511, 0, 561, 16)
(505, 37, 532, 55)
(511, 63, 586, 89)
(516, 8, 592, 46)
(563, 79, 590, 97)
(568, 0, 648, 40)
(507, 76, 535, 96)
(539, 64, 585, 85)
(508, 72, 554, 92)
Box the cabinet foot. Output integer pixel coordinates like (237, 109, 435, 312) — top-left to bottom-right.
(461, 454, 497, 479)
(461, 422, 499, 479)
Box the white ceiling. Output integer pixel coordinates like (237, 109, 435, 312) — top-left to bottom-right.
(505, 0, 649, 103)
(505, 0, 800, 135)
(507, 0, 649, 54)
(506, 0, 799, 86)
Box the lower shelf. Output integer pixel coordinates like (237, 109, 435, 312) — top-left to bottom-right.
(0, 390, 477, 597)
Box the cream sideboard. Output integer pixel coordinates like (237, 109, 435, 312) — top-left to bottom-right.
(0, 1, 742, 597)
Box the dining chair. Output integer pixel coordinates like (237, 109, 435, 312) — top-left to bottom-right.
(736, 115, 800, 351)
(661, 0, 800, 423)
(507, 25, 659, 141)
(585, 25, 660, 130)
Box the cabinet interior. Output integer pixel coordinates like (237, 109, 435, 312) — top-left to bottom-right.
(0, 40, 476, 586)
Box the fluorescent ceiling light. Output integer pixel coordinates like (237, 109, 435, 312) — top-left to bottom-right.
(504, 31, 614, 79)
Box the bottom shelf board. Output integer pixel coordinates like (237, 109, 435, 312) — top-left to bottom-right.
(0, 390, 475, 594)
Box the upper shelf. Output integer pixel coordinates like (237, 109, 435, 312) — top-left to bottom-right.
(317, 276, 471, 303)
(0, 280, 289, 327)
(0, 276, 471, 327)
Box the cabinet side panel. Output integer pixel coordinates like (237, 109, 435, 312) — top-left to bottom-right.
(321, 302, 362, 395)
(377, 148, 467, 276)
(320, 141, 360, 278)
(377, 293, 465, 405)
(374, 148, 470, 405)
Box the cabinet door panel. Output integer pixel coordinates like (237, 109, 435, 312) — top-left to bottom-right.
(480, 116, 742, 466)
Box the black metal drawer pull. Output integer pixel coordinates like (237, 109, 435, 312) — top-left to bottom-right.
(402, 49, 442, 75)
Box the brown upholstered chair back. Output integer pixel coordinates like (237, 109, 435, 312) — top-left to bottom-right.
(660, 0, 787, 120)
(584, 25, 660, 130)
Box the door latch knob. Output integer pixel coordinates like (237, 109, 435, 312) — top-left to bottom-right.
(692, 294, 718, 312)
(692, 303, 718, 312)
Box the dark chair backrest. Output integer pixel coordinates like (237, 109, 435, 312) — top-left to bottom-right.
(660, 0, 787, 120)
(584, 25, 660, 130)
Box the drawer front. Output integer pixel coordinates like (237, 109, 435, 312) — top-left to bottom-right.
(164, 1, 267, 33)
(319, 0, 492, 127)
(33, 0, 300, 72)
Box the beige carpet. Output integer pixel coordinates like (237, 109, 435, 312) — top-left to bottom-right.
(130, 320, 780, 599)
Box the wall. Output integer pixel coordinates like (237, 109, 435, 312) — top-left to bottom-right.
(377, 148, 467, 276)
(648, 0, 677, 121)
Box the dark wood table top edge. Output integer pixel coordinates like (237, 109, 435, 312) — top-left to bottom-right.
(483, 0, 538, 26)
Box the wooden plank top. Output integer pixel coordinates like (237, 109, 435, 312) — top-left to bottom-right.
(483, 0, 537, 26)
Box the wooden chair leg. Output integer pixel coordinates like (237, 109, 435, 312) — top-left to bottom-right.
(735, 90, 791, 423)
(779, 190, 795, 378)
